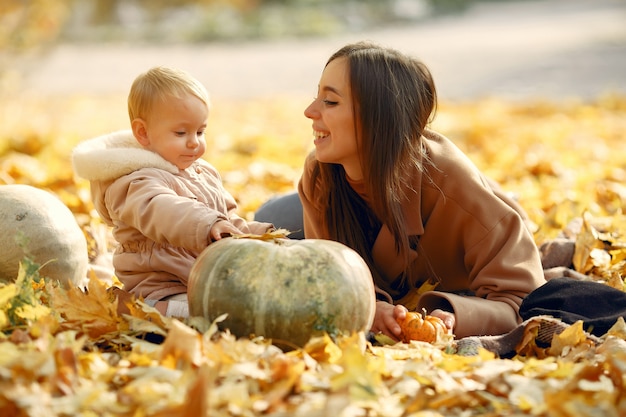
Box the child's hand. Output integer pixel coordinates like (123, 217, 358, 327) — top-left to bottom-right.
(209, 220, 244, 242)
(370, 301, 407, 341)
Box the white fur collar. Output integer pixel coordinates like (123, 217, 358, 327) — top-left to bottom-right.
(72, 130, 179, 181)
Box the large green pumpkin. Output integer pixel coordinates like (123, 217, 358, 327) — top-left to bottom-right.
(187, 236, 376, 347)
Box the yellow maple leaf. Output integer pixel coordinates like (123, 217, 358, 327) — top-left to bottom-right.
(0, 284, 17, 329)
(330, 333, 383, 400)
(181, 363, 213, 417)
(258, 355, 306, 411)
(573, 213, 605, 274)
(0, 310, 9, 329)
(125, 299, 171, 335)
(397, 280, 439, 312)
(303, 333, 343, 364)
(0, 284, 18, 309)
(515, 318, 548, 358)
(0, 258, 52, 330)
(14, 303, 51, 323)
(609, 247, 626, 265)
(605, 316, 626, 339)
(159, 319, 202, 368)
(48, 277, 123, 339)
(548, 321, 589, 356)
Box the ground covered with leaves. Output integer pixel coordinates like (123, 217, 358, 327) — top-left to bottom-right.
(1, 93, 626, 416)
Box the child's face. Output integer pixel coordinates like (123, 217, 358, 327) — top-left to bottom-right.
(137, 93, 208, 170)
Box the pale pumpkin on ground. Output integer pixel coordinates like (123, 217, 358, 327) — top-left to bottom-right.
(188, 236, 376, 348)
(0, 184, 88, 288)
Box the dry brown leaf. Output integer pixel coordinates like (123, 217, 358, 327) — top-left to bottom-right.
(159, 319, 203, 368)
(573, 212, 604, 274)
(232, 227, 292, 240)
(181, 363, 213, 417)
(515, 318, 549, 358)
(48, 277, 124, 339)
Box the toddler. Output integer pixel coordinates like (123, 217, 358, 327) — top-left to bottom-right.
(73, 66, 273, 317)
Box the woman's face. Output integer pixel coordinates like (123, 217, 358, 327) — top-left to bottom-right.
(304, 57, 362, 180)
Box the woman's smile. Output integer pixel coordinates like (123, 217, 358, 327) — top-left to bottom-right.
(313, 129, 330, 145)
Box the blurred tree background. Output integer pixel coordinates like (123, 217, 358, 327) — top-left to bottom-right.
(0, 0, 478, 93)
(1, 0, 471, 52)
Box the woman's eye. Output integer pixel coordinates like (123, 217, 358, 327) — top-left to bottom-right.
(323, 99, 338, 106)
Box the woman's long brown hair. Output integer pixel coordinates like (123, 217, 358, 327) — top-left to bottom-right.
(308, 41, 437, 286)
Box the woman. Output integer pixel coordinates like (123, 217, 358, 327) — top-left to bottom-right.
(297, 41, 546, 340)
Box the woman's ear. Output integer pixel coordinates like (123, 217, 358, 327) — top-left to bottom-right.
(131, 118, 150, 146)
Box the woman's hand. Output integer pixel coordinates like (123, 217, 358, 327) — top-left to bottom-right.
(370, 301, 408, 341)
(429, 308, 456, 332)
(371, 303, 456, 341)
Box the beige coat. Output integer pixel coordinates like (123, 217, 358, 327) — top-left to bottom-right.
(299, 130, 546, 338)
(73, 130, 271, 300)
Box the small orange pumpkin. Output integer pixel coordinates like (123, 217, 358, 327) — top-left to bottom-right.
(397, 308, 447, 343)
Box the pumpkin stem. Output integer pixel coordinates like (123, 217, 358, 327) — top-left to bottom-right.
(421, 307, 428, 318)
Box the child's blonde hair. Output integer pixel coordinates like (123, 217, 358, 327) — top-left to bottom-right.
(128, 66, 210, 122)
